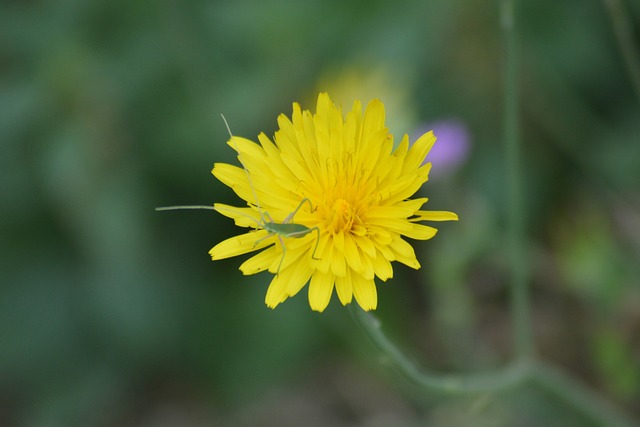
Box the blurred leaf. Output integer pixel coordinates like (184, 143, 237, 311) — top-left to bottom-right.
(591, 328, 640, 399)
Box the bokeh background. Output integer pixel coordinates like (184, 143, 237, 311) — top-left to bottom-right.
(1, 0, 639, 426)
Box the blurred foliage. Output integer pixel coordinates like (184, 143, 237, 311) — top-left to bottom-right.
(1, 0, 639, 426)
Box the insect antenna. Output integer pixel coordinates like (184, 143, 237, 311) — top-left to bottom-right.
(221, 114, 267, 224)
(155, 116, 267, 222)
(155, 205, 216, 211)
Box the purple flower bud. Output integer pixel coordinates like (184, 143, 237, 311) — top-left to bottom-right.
(414, 119, 471, 178)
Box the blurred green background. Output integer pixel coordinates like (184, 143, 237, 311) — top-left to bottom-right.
(1, 0, 639, 426)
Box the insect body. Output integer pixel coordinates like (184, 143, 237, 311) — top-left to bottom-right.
(156, 115, 321, 275)
(240, 196, 320, 274)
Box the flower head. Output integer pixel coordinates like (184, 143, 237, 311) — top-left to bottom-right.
(210, 93, 458, 312)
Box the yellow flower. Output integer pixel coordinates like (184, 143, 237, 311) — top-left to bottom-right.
(210, 93, 458, 312)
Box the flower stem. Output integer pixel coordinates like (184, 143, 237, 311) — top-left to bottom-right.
(501, 0, 534, 362)
(531, 362, 639, 427)
(603, 0, 640, 103)
(349, 305, 529, 394)
(349, 0, 637, 425)
(350, 307, 638, 425)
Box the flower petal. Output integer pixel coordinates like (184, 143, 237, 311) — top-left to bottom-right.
(308, 271, 334, 312)
(335, 273, 353, 305)
(404, 131, 436, 172)
(265, 274, 289, 308)
(352, 274, 377, 311)
(411, 210, 459, 222)
(389, 237, 420, 269)
(214, 203, 261, 228)
(343, 234, 363, 273)
(209, 230, 272, 260)
(239, 246, 278, 275)
(372, 252, 394, 281)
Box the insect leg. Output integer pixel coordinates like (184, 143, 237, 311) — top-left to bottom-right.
(310, 227, 320, 260)
(284, 198, 314, 223)
(275, 234, 287, 276)
(253, 231, 274, 248)
(264, 211, 275, 222)
(284, 226, 321, 261)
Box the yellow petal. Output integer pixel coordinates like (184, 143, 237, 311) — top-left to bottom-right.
(209, 230, 272, 260)
(354, 235, 376, 259)
(372, 252, 393, 281)
(405, 224, 438, 240)
(239, 246, 278, 275)
(366, 205, 416, 219)
(214, 203, 261, 228)
(396, 197, 429, 212)
(389, 237, 420, 269)
(359, 129, 388, 176)
(374, 241, 395, 262)
(315, 233, 334, 274)
(370, 227, 393, 245)
(308, 271, 334, 312)
(352, 274, 377, 311)
(359, 251, 375, 280)
(335, 273, 353, 305)
(266, 240, 306, 274)
(404, 131, 436, 172)
(331, 250, 347, 277)
(361, 99, 385, 145)
(411, 210, 459, 222)
(343, 234, 363, 273)
(368, 217, 433, 239)
(392, 134, 409, 162)
(285, 259, 314, 297)
(333, 231, 345, 252)
(265, 274, 289, 308)
(211, 164, 256, 206)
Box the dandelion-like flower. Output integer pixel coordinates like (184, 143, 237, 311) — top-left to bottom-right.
(210, 93, 458, 312)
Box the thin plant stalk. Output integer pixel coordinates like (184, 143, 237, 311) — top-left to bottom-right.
(348, 0, 638, 425)
(350, 0, 533, 392)
(501, 0, 534, 361)
(349, 305, 530, 394)
(603, 0, 640, 102)
(532, 363, 639, 427)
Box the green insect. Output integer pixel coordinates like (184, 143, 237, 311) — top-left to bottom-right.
(156, 115, 321, 275)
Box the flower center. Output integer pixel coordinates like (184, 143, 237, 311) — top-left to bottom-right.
(327, 198, 356, 234)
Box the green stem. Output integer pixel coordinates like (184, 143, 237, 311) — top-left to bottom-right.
(501, 0, 534, 361)
(348, 0, 535, 395)
(351, 306, 638, 425)
(532, 362, 639, 427)
(348, 0, 637, 425)
(349, 305, 530, 394)
(603, 0, 640, 103)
